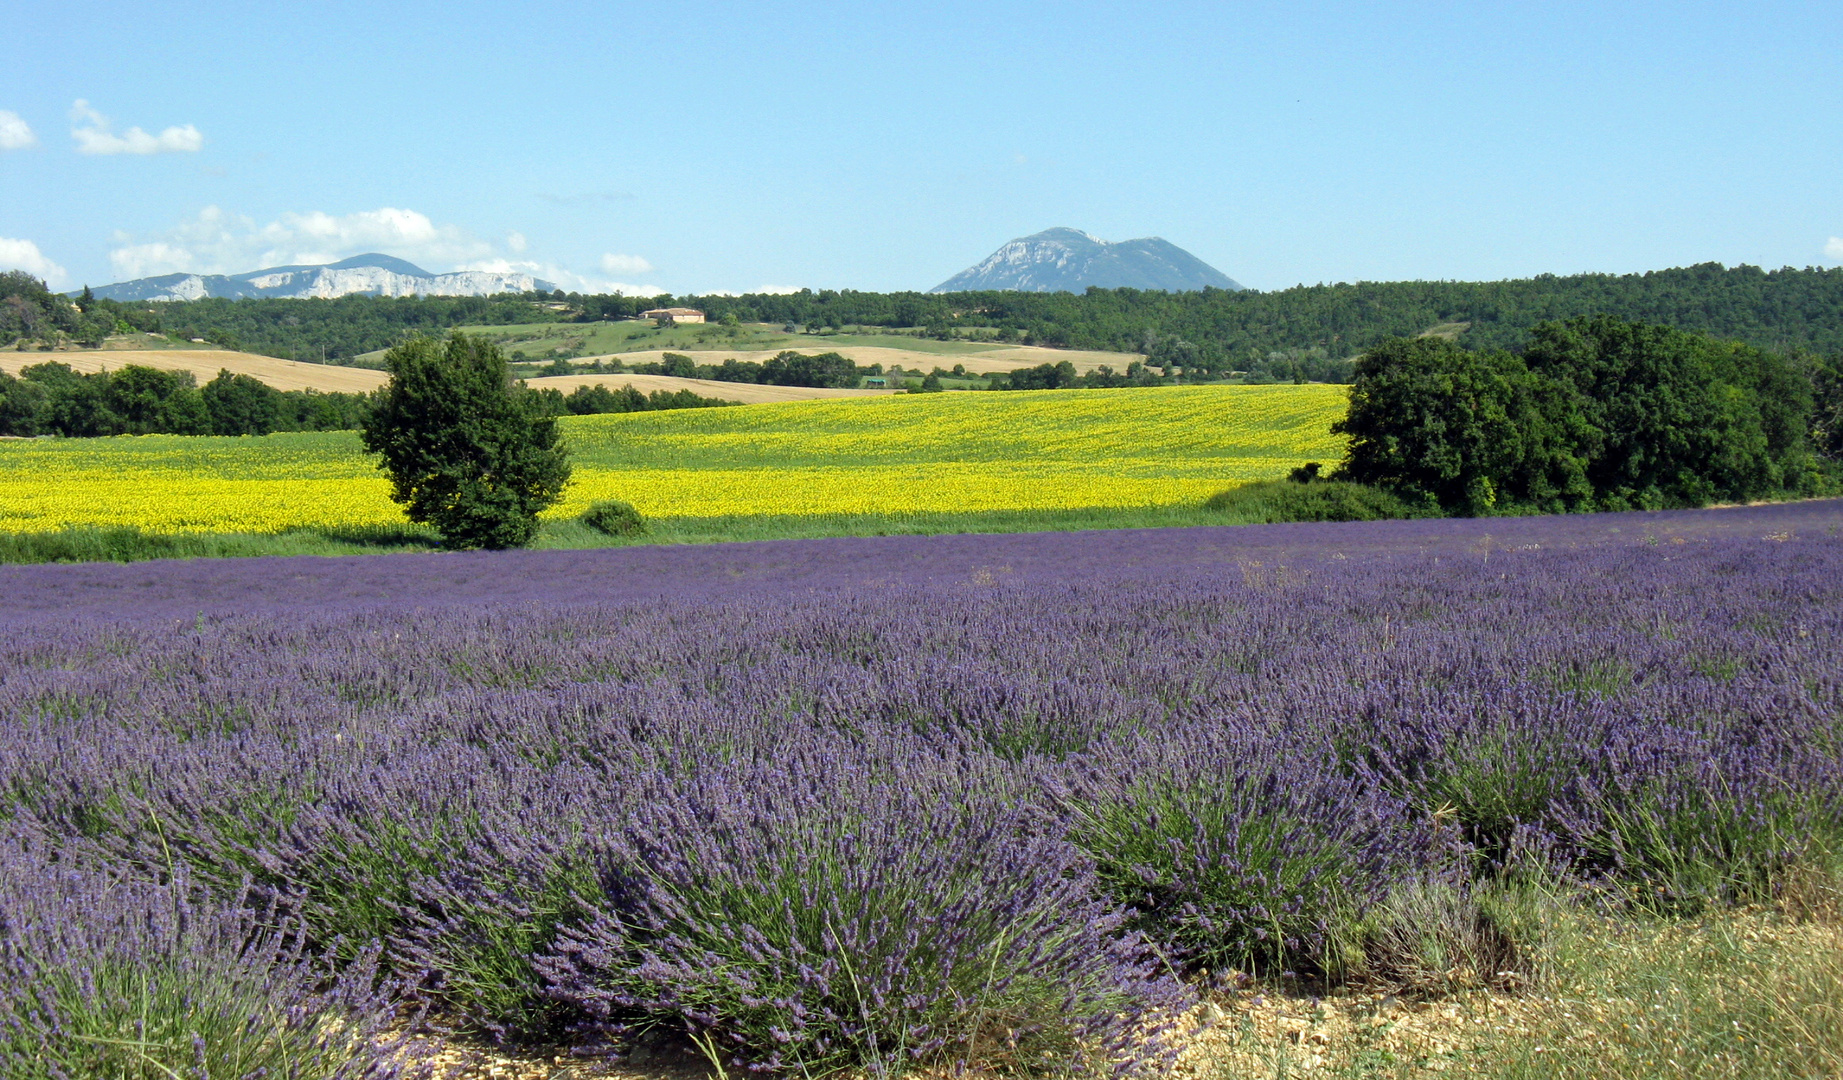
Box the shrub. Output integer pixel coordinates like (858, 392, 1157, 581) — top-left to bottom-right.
(1353, 879, 1539, 994)
(1557, 738, 1836, 911)
(582, 499, 647, 537)
(1202, 478, 1421, 523)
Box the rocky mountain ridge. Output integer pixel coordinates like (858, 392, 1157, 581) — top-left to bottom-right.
(88, 254, 555, 302)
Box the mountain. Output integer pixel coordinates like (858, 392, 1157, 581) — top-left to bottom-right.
(930, 227, 1242, 293)
(87, 254, 555, 302)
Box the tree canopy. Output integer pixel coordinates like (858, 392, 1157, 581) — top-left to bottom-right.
(360, 334, 571, 549)
(1334, 316, 1821, 515)
(0, 363, 372, 438)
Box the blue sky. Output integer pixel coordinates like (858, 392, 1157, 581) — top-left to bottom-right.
(2, 1, 1839, 295)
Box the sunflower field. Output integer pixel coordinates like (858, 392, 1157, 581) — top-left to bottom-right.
(0, 384, 1349, 533)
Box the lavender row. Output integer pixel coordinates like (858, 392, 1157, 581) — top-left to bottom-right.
(2, 503, 1840, 1073)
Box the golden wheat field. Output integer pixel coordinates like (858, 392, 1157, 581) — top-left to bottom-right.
(0, 385, 1348, 533)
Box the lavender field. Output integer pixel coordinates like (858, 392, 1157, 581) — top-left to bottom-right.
(3, 501, 1841, 1078)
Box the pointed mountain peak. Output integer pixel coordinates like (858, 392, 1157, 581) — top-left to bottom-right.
(931, 228, 1241, 293)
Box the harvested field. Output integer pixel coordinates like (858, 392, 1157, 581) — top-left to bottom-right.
(423, 321, 1146, 376)
(0, 348, 389, 393)
(521, 371, 896, 403)
(582, 344, 1135, 375)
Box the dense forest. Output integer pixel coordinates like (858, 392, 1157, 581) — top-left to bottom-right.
(678, 262, 1843, 371)
(8, 262, 1843, 372)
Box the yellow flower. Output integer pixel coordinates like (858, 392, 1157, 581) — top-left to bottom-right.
(0, 385, 1349, 533)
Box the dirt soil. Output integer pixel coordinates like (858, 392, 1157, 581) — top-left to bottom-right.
(407, 987, 1542, 1080)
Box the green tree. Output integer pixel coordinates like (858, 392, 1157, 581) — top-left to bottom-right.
(1811, 355, 1843, 464)
(1335, 319, 1816, 516)
(107, 365, 208, 435)
(760, 351, 861, 388)
(1520, 316, 1807, 508)
(202, 369, 282, 436)
(360, 333, 570, 549)
(1332, 336, 1553, 515)
(0, 371, 46, 436)
(42, 377, 124, 437)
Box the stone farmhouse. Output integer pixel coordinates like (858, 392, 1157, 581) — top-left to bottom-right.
(641, 307, 706, 324)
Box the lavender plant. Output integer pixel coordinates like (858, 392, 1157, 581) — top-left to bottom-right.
(545, 734, 1189, 1076)
(388, 826, 601, 1042)
(0, 836, 406, 1080)
(0, 500, 1836, 1071)
(1053, 723, 1445, 977)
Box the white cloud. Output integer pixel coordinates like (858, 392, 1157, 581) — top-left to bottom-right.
(70, 99, 203, 155)
(109, 205, 497, 278)
(751, 284, 808, 295)
(1826, 237, 1843, 261)
(0, 111, 35, 150)
(460, 257, 662, 296)
(600, 252, 653, 275)
(108, 241, 197, 279)
(507, 231, 528, 253)
(259, 207, 487, 265)
(0, 237, 67, 286)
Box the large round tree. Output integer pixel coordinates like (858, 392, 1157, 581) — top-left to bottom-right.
(361, 332, 570, 549)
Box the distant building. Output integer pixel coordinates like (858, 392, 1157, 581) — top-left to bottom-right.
(641, 307, 706, 324)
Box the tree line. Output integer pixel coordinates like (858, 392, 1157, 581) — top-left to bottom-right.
(672, 262, 1843, 365)
(0, 363, 373, 437)
(0, 361, 736, 438)
(1330, 315, 1843, 514)
(2, 270, 563, 361)
(11, 262, 1843, 374)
